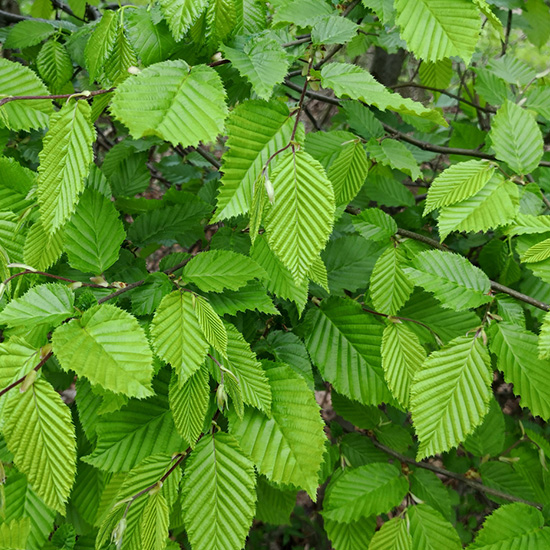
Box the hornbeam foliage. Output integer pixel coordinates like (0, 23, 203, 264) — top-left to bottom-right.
(0, 1, 550, 549)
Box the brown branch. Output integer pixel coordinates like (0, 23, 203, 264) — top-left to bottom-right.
(371, 437, 543, 509)
(0, 88, 113, 108)
(282, 79, 550, 169)
(0, 350, 53, 398)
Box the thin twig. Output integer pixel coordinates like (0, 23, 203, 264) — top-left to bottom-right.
(2, 269, 113, 289)
(0, 351, 53, 398)
(371, 437, 542, 509)
(0, 88, 113, 108)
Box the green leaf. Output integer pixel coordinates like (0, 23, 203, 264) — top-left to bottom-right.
(394, 0, 481, 63)
(4, 472, 56, 550)
(111, 60, 227, 148)
(332, 392, 383, 430)
(181, 433, 256, 550)
(264, 149, 335, 283)
(463, 398, 505, 457)
(411, 335, 492, 459)
(251, 235, 308, 312)
(150, 291, 209, 384)
(368, 517, 412, 550)
(0, 283, 74, 329)
(0, 518, 31, 550)
(323, 463, 408, 523)
(103, 23, 138, 86)
(0, 212, 25, 265)
(0, 58, 53, 131)
(255, 476, 297, 526)
(320, 63, 447, 126)
(506, 213, 550, 235)
(490, 100, 544, 174)
(36, 41, 73, 94)
(82, 369, 185, 472)
(63, 189, 125, 274)
(366, 138, 421, 181)
(352, 208, 397, 242)
(272, 0, 333, 27)
(183, 250, 266, 293)
(130, 272, 174, 317)
(488, 322, 550, 419)
(404, 249, 492, 311)
(213, 99, 294, 221)
(4, 20, 55, 49)
(221, 36, 289, 101)
(312, 14, 358, 45)
(370, 246, 414, 315)
(408, 469, 453, 521)
(521, 238, 550, 263)
(234, 0, 266, 34)
(424, 160, 496, 215)
(467, 502, 550, 549)
(205, 0, 236, 47)
(327, 140, 369, 206)
(408, 504, 462, 550)
(228, 362, 325, 498)
(211, 324, 272, 414)
(37, 100, 95, 234)
(194, 294, 227, 355)
(304, 297, 392, 405)
(437, 176, 519, 241)
(381, 321, 426, 409)
(158, 0, 208, 41)
(0, 157, 35, 214)
(169, 367, 209, 448)
(24, 220, 64, 272)
(84, 10, 119, 82)
(324, 516, 376, 550)
(140, 490, 169, 550)
(539, 311, 550, 360)
(125, 8, 177, 66)
(3, 378, 76, 515)
(52, 304, 154, 399)
(206, 281, 278, 316)
(419, 58, 453, 91)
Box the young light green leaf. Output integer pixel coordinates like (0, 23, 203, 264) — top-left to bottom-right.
(489, 322, 550, 419)
(206, 281, 279, 317)
(370, 246, 414, 315)
(158, 0, 208, 41)
(366, 138, 421, 181)
(103, 23, 138, 86)
(193, 295, 227, 355)
(404, 249, 492, 311)
(4, 20, 55, 49)
(183, 250, 266, 293)
(0, 58, 53, 131)
(264, 149, 335, 283)
(408, 504, 462, 550)
(437, 176, 519, 241)
(221, 36, 289, 101)
(394, 0, 481, 63)
(490, 100, 544, 175)
(150, 291, 209, 384)
(37, 100, 96, 233)
(411, 335, 492, 459)
(36, 41, 73, 94)
(323, 463, 408, 523)
(182, 433, 256, 550)
(63, 189, 125, 274)
(213, 100, 295, 221)
(352, 208, 397, 242)
(169, 367, 210, 448)
(521, 238, 550, 264)
(84, 9, 119, 82)
(382, 321, 426, 409)
(467, 502, 550, 549)
(24, 219, 64, 272)
(369, 517, 412, 550)
(0, 518, 31, 550)
(140, 490, 169, 550)
(424, 160, 495, 215)
(3, 378, 76, 515)
(320, 62, 447, 126)
(304, 297, 392, 406)
(228, 362, 325, 498)
(0, 283, 74, 329)
(52, 304, 154, 399)
(312, 14, 358, 45)
(327, 140, 369, 206)
(111, 60, 227, 148)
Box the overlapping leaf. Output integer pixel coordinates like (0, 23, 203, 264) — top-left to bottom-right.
(158, 0, 208, 41)
(327, 140, 369, 206)
(408, 505, 462, 550)
(111, 60, 227, 148)
(411, 335, 492, 458)
(52, 304, 154, 398)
